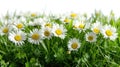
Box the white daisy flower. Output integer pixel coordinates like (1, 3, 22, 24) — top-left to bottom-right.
(8, 31, 26, 45)
(41, 27, 53, 39)
(91, 22, 102, 34)
(41, 21, 53, 28)
(68, 38, 81, 51)
(73, 20, 90, 32)
(60, 16, 71, 24)
(28, 29, 43, 44)
(13, 20, 24, 30)
(63, 18, 71, 23)
(28, 18, 43, 26)
(52, 23, 67, 39)
(0, 25, 12, 36)
(101, 25, 118, 41)
(31, 13, 37, 17)
(70, 13, 77, 18)
(85, 32, 97, 42)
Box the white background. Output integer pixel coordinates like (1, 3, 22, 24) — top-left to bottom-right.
(0, 0, 120, 16)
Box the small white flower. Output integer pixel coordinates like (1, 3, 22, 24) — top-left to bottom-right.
(8, 31, 26, 45)
(91, 22, 102, 34)
(41, 27, 53, 39)
(61, 17, 71, 24)
(68, 38, 81, 51)
(101, 25, 118, 41)
(13, 20, 24, 30)
(28, 18, 43, 26)
(73, 20, 90, 32)
(28, 29, 43, 44)
(0, 25, 12, 36)
(42, 22, 53, 28)
(70, 13, 77, 18)
(52, 23, 67, 39)
(85, 32, 97, 42)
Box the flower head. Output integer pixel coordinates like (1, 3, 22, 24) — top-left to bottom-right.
(8, 31, 26, 45)
(41, 27, 53, 39)
(101, 25, 118, 41)
(0, 25, 12, 36)
(91, 22, 102, 34)
(68, 38, 81, 51)
(28, 29, 43, 44)
(85, 32, 97, 42)
(52, 23, 67, 39)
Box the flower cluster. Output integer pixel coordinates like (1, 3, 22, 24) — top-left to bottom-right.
(0, 12, 118, 52)
(0, 12, 119, 67)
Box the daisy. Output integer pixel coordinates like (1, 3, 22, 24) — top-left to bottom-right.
(61, 17, 71, 24)
(85, 32, 97, 42)
(41, 27, 53, 39)
(70, 13, 77, 18)
(91, 22, 102, 34)
(52, 23, 67, 39)
(13, 20, 24, 30)
(28, 18, 43, 26)
(64, 18, 71, 23)
(68, 38, 81, 51)
(31, 13, 37, 17)
(101, 25, 118, 41)
(73, 20, 90, 32)
(41, 21, 52, 28)
(8, 31, 26, 45)
(0, 25, 12, 36)
(28, 29, 43, 44)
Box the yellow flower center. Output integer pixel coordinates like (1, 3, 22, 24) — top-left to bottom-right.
(14, 35, 22, 41)
(44, 30, 50, 36)
(88, 36, 93, 41)
(70, 13, 77, 18)
(45, 23, 52, 28)
(32, 33, 40, 40)
(71, 42, 78, 49)
(64, 18, 70, 23)
(93, 28, 100, 34)
(55, 29, 62, 35)
(16, 23, 23, 29)
(79, 24, 84, 29)
(3, 27, 9, 33)
(105, 30, 112, 36)
(31, 13, 37, 17)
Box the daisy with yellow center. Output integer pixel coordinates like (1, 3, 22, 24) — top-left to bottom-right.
(41, 27, 53, 39)
(16, 23, 23, 29)
(28, 29, 43, 44)
(63, 18, 71, 24)
(40, 21, 53, 28)
(44, 23, 52, 28)
(68, 38, 81, 51)
(73, 20, 90, 32)
(0, 25, 11, 36)
(28, 18, 43, 26)
(101, 25, 118, 41)
(91, 22, 102, 34)
(8, 31, 26, 45)
(13, 21, 24, 30)
(85, 32, 97, 42)
(70, 13, 77, 18)
(31, 13, 37, 17)
(52, 23, 67, 39)
(78, 23, 85, 29)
